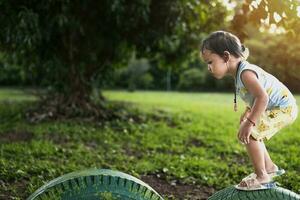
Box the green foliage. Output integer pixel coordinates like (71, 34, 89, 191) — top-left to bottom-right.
(0, 0, 227, 99)
(138, 73, 153, 89)
(176, 67, 234, 92)
(0, 53, 27, 86)
(231, 0, 300, 41)
(177, 68, 205, 91)
(109, 56, 154, 91)
(125, 55, 153, 91)
(245, 31, 300, 92)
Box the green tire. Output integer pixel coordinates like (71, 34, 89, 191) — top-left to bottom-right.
(27, 169, 164, 200)
(209, 186, 300, 200)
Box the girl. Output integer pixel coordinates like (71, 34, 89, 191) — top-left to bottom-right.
(200, 31, 298, 191)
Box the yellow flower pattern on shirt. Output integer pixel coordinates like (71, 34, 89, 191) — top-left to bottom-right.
(281, 106, 292, 115)
(281, 89, 289, 99)
(257, 121, 270, 132)
(268, 109, 280, 118)
(250, 105, 297, 141)
(266, 88, 273, 95)
(240, 88, 248, 95)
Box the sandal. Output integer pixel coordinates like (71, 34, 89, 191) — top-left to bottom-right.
(268, 168, 285, 178)
(242, 168, 285, 181)
(235, 176, 276, 191)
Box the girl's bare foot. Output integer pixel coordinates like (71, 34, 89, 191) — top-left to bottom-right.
(266, 164, 278, 174)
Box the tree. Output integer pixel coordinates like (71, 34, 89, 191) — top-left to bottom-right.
(230, 0, 300, 41)
(0, 0, 227, 118)
(245, 32, 300, 92)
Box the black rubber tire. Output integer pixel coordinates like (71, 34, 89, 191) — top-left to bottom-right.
(208, 186, 300, 200)
(27, 169, 164, 200)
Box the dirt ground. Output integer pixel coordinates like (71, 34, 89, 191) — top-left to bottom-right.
(141, 174, 215, 200)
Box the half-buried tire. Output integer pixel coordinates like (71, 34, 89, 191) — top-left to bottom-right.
(27, 169, 164, 200)
(208, 186, 300, 200)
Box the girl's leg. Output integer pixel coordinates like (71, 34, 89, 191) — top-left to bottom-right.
(239, 137, 271, 186)
(261, 142, 278, 172)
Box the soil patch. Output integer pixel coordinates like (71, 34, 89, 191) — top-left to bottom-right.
(0, 131, 33, 143)
(141, 174, 215, 200)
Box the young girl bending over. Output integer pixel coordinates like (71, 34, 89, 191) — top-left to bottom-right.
(201, 31, 298, 191)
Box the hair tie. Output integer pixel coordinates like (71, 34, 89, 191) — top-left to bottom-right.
(241, 44, 246, 52)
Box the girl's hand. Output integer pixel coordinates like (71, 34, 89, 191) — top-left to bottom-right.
(238, 120, 253, 144)
(240, 108, 251, 124)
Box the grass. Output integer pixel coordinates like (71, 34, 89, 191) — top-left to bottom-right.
(0, 89, 299, 199)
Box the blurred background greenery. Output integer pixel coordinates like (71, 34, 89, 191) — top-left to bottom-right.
(0, 0, 299, 97)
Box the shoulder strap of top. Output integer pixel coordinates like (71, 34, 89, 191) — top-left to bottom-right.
(237, 61, 260, 87)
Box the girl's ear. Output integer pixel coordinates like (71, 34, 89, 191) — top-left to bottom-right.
(223, 51, 230, 62)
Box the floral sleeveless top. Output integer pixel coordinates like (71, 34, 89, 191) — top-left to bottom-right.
(236, 61, 297, 110)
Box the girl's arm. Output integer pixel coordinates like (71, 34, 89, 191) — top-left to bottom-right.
(240, 106, 251, 124)
(238, 70, 268, 144)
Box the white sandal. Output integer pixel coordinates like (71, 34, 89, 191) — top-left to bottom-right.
(235, 176, 276, 191)
(242, 168, 285, 181)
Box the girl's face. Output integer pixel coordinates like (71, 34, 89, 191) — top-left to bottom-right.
(201, 49, 228, 79)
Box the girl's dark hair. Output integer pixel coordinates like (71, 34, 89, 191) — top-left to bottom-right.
(201, 31, 248, 58)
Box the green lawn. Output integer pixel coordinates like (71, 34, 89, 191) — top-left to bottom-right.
(0, 89, 299, 199)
